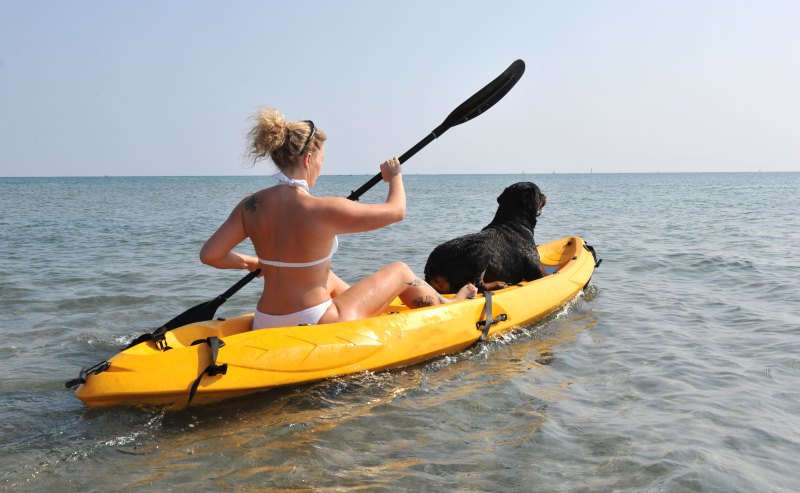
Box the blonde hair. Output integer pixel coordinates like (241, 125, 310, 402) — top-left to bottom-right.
(247, 108, 327, 171)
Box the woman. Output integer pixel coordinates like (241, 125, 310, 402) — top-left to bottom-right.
(200, 108, 476, 329)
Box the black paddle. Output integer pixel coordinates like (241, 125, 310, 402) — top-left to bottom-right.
(128, 59, 526, 349)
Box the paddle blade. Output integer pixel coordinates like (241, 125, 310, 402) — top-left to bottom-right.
(161, 269, 261, 330)
(437, 59, 525, 134)
(161, 298, 223, 331)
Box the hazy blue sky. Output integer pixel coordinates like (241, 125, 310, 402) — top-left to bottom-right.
(1, 1, 798, 176)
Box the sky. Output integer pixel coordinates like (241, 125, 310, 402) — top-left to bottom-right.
(1, 0, 798, 177)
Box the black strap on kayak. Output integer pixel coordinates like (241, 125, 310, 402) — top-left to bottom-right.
(475, 290, 507, 341)
(64, 360, 110, 389)
(187, 336, 228, 405)
(584, 242, 602, 268)
(126, 325, 172, 352)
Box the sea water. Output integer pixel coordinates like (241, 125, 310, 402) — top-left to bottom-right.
(1, 173, 799, 492)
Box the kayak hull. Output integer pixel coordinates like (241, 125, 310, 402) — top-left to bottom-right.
(75, 236, 596, 408)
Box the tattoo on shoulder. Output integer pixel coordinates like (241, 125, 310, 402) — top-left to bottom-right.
(244, 195, 258, 212)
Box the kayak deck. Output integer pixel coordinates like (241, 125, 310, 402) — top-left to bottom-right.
(74, 236, 597, 408)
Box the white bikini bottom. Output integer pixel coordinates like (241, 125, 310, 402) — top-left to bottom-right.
(252, 299, 334, 330)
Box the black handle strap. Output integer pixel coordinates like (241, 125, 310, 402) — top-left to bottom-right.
(475, 291, 508, 341)
(65, 360, 110, 389)
(187, 336, 228, 405)
(584, 243, 602, 268)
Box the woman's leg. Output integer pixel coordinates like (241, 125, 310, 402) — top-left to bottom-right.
(320, 262, 475, 323)
(398, 267, 477, 308)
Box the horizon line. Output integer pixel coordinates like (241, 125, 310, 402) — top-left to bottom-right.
(2, 170, 798, 179)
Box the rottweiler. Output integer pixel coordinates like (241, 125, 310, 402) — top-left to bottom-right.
(424, 182, 547, 294)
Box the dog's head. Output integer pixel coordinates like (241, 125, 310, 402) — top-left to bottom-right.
(497, 181, 546, 216)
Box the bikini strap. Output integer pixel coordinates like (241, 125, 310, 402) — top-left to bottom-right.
(259, 236, 338, 268)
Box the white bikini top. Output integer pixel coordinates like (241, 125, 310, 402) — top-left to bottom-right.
(258, 236, 338, 268)
(258, 172, 337, 268)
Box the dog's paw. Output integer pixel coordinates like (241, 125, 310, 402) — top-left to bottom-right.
(483, 281, 509, 291)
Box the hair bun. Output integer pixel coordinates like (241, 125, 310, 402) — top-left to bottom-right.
(248, 108, 287, 161)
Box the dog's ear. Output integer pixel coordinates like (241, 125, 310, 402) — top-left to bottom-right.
(498, 182, 536, 208)
(528, 185, 539, 209)
(498, 182, 544, 211)
(497, 186, 513, 205)
(523, 187, 536, 209)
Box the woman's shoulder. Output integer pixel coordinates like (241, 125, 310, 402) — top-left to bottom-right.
(238, 186, 279, 212)
(309, 195, 357, 213)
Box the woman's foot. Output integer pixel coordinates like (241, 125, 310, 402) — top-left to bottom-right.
(403, 278, 476, 308)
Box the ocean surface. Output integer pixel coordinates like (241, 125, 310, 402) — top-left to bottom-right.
(1, 172, 798, 492)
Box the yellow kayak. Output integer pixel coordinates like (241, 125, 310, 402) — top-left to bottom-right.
(74, 236, 599, 408)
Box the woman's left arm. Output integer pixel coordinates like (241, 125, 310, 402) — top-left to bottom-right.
(199, 203, 259, 271)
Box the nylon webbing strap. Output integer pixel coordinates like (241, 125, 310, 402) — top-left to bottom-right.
(475, 290, 492, 341)
(64, 360, 111, 389)
(584, 243, 602, 268)
(126, 326, 171, 351)
(475, 290, 508, 341)
(187, 337, 228, 405)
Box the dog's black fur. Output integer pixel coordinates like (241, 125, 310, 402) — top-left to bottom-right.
(424, 182, 547, 294)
